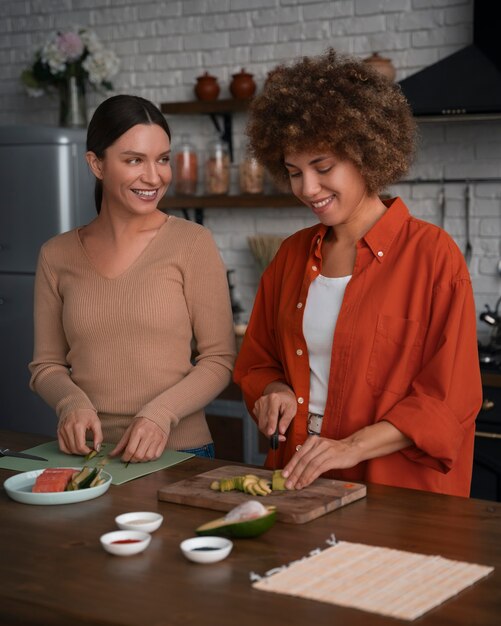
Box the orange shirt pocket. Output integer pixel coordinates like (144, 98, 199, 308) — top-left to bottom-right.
(366, 314, 425, 395)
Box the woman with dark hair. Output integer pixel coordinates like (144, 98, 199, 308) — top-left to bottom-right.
(234, 50, 482, 496)
(30, 95, 236, 462)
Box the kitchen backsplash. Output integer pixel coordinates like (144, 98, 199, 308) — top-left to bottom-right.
(1, 0, 500, 338)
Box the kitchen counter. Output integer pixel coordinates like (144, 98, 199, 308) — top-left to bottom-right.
(0, 429, 500, 626)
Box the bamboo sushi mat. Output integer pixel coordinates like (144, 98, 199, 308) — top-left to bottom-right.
(252, 541, 494, 621)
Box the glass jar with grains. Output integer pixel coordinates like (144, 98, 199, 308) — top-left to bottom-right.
(174, 135, 198, 195)
(204, 137, 230, 195)
(239, 154, 264, 194)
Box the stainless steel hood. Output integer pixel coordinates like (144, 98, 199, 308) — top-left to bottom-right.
(399, 1, 501, 120)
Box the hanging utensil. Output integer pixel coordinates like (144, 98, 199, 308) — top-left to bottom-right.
(437, 182, 445, 229)
(464, 183, 472, 266)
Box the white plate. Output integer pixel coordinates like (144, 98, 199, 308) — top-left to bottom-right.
(100, 530, 151, 556)
(115, 511, 163, 533)
(3, 468, 112, 505)
(180, 536, 233, 564)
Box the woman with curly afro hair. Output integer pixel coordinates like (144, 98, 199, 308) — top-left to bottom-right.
(234, 50, 482, 497)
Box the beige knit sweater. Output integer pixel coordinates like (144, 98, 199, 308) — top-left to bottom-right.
(29, 216, 236, 449)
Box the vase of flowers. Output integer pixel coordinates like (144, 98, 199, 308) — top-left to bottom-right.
(21, 27, 120, 128)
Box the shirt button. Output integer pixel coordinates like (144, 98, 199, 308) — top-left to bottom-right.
(312, 265, 318, 272)
(296, 349, 303, 356)
(377, 250, 384, 257)
(296, 302, 303, 309)
(297, 397, 304, 404)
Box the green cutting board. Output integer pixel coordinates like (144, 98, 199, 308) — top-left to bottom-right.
(0, 441, 193, 485)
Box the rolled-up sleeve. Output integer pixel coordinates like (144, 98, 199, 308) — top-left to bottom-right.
(234, 260, 287, 417)
(381, 276, 482, 473)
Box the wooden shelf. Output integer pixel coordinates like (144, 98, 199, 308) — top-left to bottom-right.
(161, 99, 251, 115)
(159, 193, 303, 210)
(482, 371, 501, 388)
(159, 100, 303, 215)
(161, 99, 252, 161)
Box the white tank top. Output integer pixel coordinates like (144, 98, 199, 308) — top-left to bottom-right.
(303, 274, 351, 415)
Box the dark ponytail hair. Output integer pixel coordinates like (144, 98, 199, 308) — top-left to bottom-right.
(86, 95, 171, 213)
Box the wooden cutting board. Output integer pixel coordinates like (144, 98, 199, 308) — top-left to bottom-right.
(157, 465, 366, 524)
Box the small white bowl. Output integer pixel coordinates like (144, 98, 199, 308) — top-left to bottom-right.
(115, 511, 164, 533)
(180, 536, 233, 564)
(100, 530, 151, 556)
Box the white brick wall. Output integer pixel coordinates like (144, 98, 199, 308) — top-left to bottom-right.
(1, 0, 500, 340)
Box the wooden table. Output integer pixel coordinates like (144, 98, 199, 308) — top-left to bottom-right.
(0, 430, 500, 626)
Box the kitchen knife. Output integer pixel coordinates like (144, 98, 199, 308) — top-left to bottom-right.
(270, 426, 279, 471)
(0, 448, 48, 462)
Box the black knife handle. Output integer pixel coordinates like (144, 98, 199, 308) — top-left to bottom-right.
(270, 428, 279, 450)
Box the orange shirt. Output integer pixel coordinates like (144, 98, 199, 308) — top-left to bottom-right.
(234, 198, 482, 496)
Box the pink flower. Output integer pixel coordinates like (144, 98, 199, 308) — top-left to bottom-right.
(57, 32, 84, 62)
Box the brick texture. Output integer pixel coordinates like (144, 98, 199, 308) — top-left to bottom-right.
(0, 0, 499, 327)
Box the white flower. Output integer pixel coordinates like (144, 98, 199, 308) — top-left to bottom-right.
(22, 26, 119, 93)
(80, 30, 103, 55)
(41, 35, 67, 75)
(82, 48, 120, 85)
(25, 86, 45, 97)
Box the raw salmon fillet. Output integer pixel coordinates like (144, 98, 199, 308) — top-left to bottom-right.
(32, 468, 76, 493)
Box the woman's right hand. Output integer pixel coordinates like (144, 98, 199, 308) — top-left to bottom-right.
(57, 409, 103, 456)
(253, 382, 297, 441)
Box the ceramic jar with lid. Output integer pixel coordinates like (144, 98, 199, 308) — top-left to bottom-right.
(174, 135, 198, 196)
(239, 154, 264, 194)
(204, 137, 230, 195)
(194, 72, 220, 101)
(363, 53, 396, 81)
(230, 68, 256, 100)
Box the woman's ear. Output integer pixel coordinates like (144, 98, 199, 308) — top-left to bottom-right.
(86, 151, 104, 180)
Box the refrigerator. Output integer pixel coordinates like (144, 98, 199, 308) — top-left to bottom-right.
(0, 125, 96, 436)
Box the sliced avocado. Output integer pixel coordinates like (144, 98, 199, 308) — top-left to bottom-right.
(219, 477, 237, 492)
(258, 478, 272, 494)
(272, 469, 287, 491)
(195, 506, 277, 538)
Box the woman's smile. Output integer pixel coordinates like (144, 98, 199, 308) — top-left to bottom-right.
(310, 194, 336, 213)
(131, 188, 159, 201)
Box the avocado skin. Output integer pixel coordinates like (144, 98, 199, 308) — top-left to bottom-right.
(195, 509, 276, 538)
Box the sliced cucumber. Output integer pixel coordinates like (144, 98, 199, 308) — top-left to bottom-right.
(68, 467, 91, 491)
(89, 468, 103, 488)
(77, 467, 99, 490)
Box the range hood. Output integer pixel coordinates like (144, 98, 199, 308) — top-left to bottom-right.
(399, 1, 501, 120)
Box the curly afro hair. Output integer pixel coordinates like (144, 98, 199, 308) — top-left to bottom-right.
(247, 49, 416, 195)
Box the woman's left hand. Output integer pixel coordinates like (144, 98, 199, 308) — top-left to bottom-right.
(281, 421, 412, 489)
(109, 417, 169, 463)
(281, 436, 360, 490)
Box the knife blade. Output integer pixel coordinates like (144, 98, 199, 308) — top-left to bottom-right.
(0, 448, 48, 462)
(270, 426, 279, 471)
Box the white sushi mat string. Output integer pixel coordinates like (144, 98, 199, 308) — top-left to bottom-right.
(250, 535, 494, 621)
